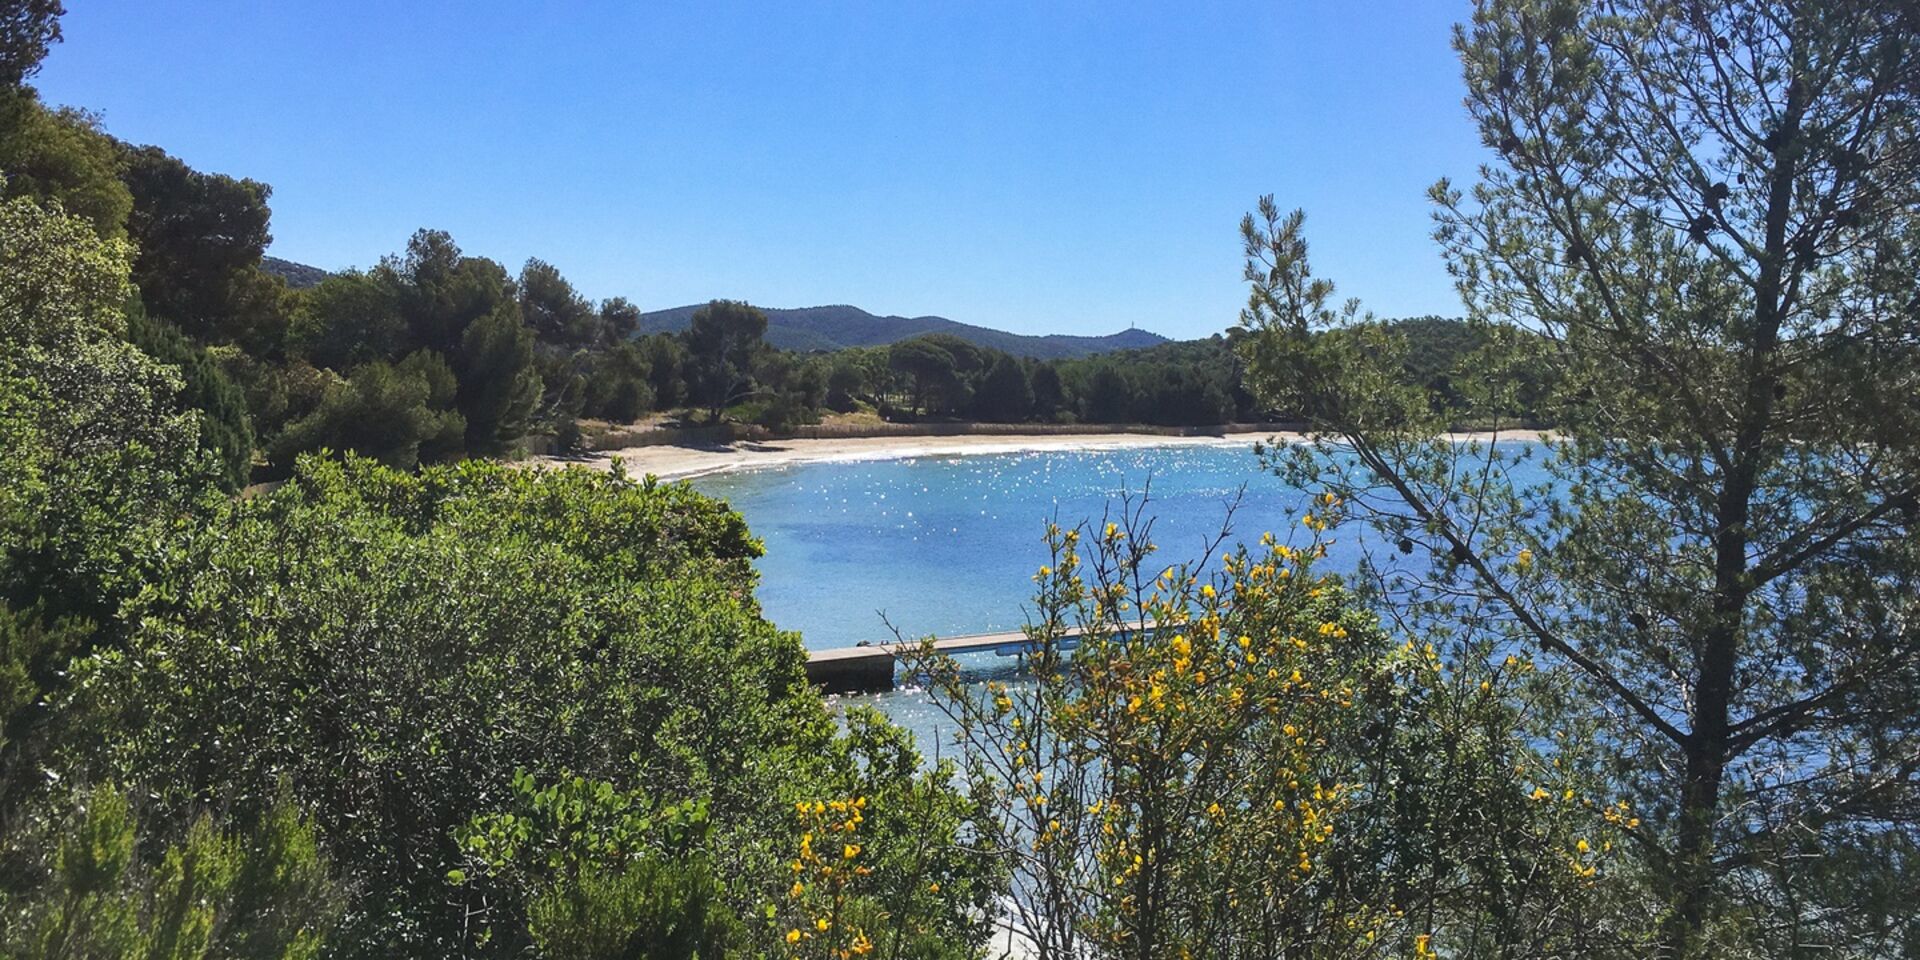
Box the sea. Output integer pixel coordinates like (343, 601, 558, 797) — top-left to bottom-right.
(688, 439, 1398, 749)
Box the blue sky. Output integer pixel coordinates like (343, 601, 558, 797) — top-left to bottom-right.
(35, 1, 1489, 340)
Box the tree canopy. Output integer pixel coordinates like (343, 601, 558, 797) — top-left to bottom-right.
(1238, 0, 1920, 954)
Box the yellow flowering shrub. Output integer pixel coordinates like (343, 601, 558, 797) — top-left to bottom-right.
(776, 797, 899, 960)
(906, 499, 1628, 958)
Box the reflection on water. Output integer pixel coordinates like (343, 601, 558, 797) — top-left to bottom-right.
(689, 440, 1546, 749)
(689, 442, 1309, 749)
(691, 442, 1314, 651)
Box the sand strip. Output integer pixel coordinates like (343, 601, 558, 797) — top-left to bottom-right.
(531, 428, 1549, 481)
(537, 430, 1295, 481)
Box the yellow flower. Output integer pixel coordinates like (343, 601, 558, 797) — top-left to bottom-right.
(816, 917, 831, 932)
(790, 881, 805, 898)
(1576, 838, 1591, 853)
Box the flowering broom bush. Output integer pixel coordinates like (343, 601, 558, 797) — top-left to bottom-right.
(906, 494, 1640, 959)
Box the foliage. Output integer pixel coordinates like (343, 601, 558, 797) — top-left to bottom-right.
(120, 143, 289, 352)
(905, 503, 1624, 958)
(268, 357, 464, 471)
(640, 333, 689, 411)
(454, 716, 999, 959)
(456, 300, 542, 456)
(520, 257, 603, 349)
(1237, 0, 1920, 954)
(67, 455, 997, 958)
(581, 340, 655, 424)
(0, 182, 211, 810)
(2, 787, 340, 960)
(0, 89, 132, 240)
(0, 0, 62, 88)
(973, 354, 1034, 422)
(684, 300, 769, 420)
(126, 310, 255, 490)
(373, 228, 512, 355)
(288, 271, 408, 371)
(455, 773, 741, 958)
(527, 856, 739, 960)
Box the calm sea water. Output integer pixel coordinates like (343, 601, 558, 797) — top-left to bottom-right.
(690, 441, 1364, 747)
(691, 441, 1338, 651)
(692, 439, 1551, 752)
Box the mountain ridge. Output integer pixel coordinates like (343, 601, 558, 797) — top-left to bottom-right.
(262, 255, 330, 289)
(639, 303, 1168, 359)
(260, 255, 1170, 359)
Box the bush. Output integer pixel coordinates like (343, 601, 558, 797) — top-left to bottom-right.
(1, 787, 339, 959)
(268, 359, 464, 471)
(76, 456, 999, 958)
(905, 500, 1626, 958)
(127, 310, 255, 489)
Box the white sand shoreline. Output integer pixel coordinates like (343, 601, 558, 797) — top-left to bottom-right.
(534, 428, 1544, 482)
(550, 431, 1283, 481)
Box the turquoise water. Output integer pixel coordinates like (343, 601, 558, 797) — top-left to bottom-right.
(690, 438, 1547, 756)
(691, 441, 1348, 748)
(691, 441, 1329, 651)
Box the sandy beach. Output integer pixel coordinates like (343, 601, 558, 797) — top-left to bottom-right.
(538, 430, 1286, 481)
(534, 427, 1547, 481)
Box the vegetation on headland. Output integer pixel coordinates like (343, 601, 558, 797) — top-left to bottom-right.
(3, 0, 1916, 959)
(0, 2, 1531, 482)
(0, 180, 1003, 955)
(2, 8, 1002, 957)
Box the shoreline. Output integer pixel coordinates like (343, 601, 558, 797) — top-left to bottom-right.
(534, 426, 1545, 482)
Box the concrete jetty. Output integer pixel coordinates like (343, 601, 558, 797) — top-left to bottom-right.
(804, 626, 1096, 694)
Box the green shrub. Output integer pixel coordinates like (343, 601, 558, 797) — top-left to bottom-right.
(2, 788, 338, 960)
(75, 456, 996, 958)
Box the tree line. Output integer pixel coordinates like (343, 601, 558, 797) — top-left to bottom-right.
(5, 45, 1532, 485)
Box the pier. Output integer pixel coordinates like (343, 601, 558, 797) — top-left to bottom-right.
(804, 624, 1116, 694)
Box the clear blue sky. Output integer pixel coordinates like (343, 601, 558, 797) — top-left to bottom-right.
(35, 0, 1489, 340)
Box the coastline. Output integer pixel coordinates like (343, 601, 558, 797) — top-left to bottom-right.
(533, 426, 1546, 482)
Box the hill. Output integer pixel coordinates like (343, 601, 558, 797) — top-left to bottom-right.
(638, 303, 1168, 359)
(262, 255, 330, 289)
